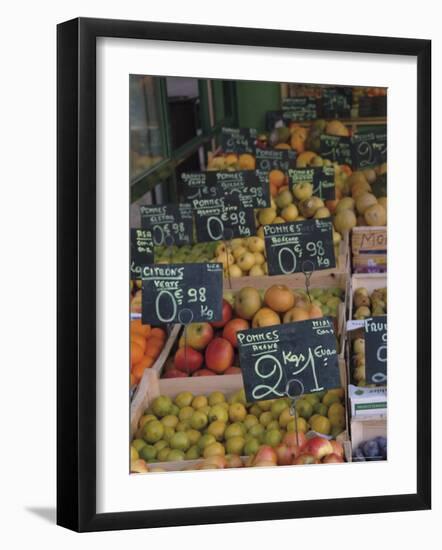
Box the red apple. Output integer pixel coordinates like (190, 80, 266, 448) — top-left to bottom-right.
(184, 323, 214, 351)
(293, 453, 319, 465)
(174, 346, 203, 374)
(192, 368, 216, 377)
(205, 337, 234, 374)
(253, 445, 277, 466)
(211, 299, 233, 328)
(224, 366, 242, 375)
(330, 440, 344, 458)
(283, 431, 307, 450)
(222, 318, 250, 348)
(275, 443, 297, 466)
(304, 437, 334, 460)
(322, 453, 344, 464)
(162, 368, 188, 379)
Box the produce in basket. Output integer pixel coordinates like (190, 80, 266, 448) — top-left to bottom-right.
(130, 321, 167, 386)
(353, 286, 387, 319)
(162, 285, 343, 378)
(130, 387, 347, 472)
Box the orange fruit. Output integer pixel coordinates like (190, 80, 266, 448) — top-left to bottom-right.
(145, 337, 164, 359)
(270, 182, 278, 197)
(132, 359, 152, 384)
(131, 333, 146, 353)
(131, 319, 151, 337)
(135, 355, 154, 372)
(238, 153, 256, 170)
(225, 153, 238, 166)
(131, 342, 144, 366)
(269, 169, 285, 188)
(150, 327, 166, 341)
(130, 372, 136, 386)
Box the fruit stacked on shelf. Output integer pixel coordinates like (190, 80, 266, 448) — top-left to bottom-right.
(350, 336, 370, 386)
(353, 287, 387, 320)
(353, 436, 387, 461)
(210, 238, 267, 278)
(154, 242, 218, 265)
(130, 387, 347, 473)
(130, 320, 167, 386)
(162, 284, 343, 379)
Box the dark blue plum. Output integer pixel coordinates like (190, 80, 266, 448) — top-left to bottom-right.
(353, 447, 365, 461)
(362, 439, 380, 460)
(375, 436, 387, 450)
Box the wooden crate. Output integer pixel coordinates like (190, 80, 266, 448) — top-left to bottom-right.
(351, 226, 387, 273)
(350, 418, 387, 451)
(131, 369, 244, 437)
(130, 324, 181, 400)
(349, 273, 387, 321)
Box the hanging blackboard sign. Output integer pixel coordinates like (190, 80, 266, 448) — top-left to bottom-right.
(282, 97, 317, 122)
(130, 228, 154, 280)
(192, 197, 256, 242)
(319, 134, 352, 166)
(364, 316, 387, 386)
(288, 166, 335, 200)
(264, 218, 335, 275)
(351, 132, 387, 169)
(220, 127, 257, 154)
(140, 204, 193, 246)
(254, 148, 297, 173)
(322, 87, 352, 119)
(181, 170, 270, 208)
(237, 317, 340, 403)
(141, 263, 223, 324)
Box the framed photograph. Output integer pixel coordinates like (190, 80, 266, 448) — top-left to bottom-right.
(57, 17, 431, 532)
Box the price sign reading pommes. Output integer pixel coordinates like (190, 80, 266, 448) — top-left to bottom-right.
(237, 318, 341, 403)
(264, 218, 336, 276)
(140, 204, 193, 246)
(141, 263, 223, 324)
(192, 197, 256, 242)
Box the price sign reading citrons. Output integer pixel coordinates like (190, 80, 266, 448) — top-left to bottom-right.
(364, 316, 387, 386)
(264, 218, 336, 276)
(141, 263, 223, 325)
(130, 228, 154, 279)
(237, 318, 341, 403)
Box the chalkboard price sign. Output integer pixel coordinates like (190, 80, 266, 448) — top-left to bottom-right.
(364, 316, 387, 386)
(322, 87, 352, 119)
(254, 147, 297, 173)
(288, 166, 335, 200)
(319, 134, 352, 166)
(140, 204, 193, 246)
(141, 263, 223, 324)
(351, 132, 387, 169)
(221, 127, 257, 154)
(181, 170, 270, 208)
(282, 97, 317, 122)
(192, 197, 256, 242)
(237, 317, 340, 403)
(264, 218, 336, 276)
(130, 228, 154, 279)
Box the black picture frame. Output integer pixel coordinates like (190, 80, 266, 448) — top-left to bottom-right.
(57, 17, 431, 532)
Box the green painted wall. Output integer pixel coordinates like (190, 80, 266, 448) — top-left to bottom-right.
(236, 81, 281, 131)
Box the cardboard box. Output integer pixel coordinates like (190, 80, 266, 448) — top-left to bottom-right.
(348, 384, 387, 419)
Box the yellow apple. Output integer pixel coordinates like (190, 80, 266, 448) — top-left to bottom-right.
(292, 182, 313, 201)
(258, 208, 276, 225)
(236, 251, 256, 272)
(281, 203, 299, 222)
(247, 236, 265, 253)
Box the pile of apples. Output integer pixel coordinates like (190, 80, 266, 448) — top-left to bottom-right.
(130, 388, 346, 473)
(162, 284, 343, 379)
(351, 336, 367, 386)
(353, 286, 387, 320)
(210, 237, 268, 278)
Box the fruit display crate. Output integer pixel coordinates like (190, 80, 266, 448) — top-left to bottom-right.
(351, 226, 387, 273)
(131, 366, 351, 470)
(348, 273, 387, 325)
(350, 418, 387, 452)
(225, 232, 349, 289)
